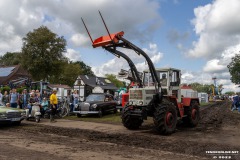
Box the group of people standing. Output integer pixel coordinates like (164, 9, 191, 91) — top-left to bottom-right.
(0, 88, 56, 121)
(0, 88, 82, 122)
(0, 88, 49, 109)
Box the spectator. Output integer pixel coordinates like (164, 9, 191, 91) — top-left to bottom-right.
(9, 88, 19, 108)
(73, 90, 79, 110)
(21, 89, 30, 109)
(231, 93, 239, 111)
(50, 89, 58, 122)
(28, 92, 36, 115)
(69, 92, 74, 112)
(18, 91, 23, 109)
(2, 91, 9, 105)
(0, 90, 2, 105)
(42, 90, 49, 100)
(40, 97, 49, 117)
(35, 92, 41, 103)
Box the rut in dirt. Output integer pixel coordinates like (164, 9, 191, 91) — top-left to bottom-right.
(6, 100, 239, 159)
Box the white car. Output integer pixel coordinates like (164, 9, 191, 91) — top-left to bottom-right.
(0, 103, 26, 125)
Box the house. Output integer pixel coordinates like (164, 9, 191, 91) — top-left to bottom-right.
(48, 84, 72, 98)
(0, 65, 31, 87)
(73, 75, 118, 101)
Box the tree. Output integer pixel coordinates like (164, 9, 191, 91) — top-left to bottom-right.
(21, 26, 66, 81)
(227, 54, 240, 84)
(72, 61, 95, 76)
(105, 74, 124, 88)
(53, 62, 82, 87)
(0, 52, 22, 66)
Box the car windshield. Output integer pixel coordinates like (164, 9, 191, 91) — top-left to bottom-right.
(86, 94, 105, 102)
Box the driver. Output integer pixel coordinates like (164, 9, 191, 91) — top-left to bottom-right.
(161, 74, 167, 86)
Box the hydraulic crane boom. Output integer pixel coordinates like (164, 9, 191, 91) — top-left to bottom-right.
(81, 12, 161, 93)
(104, 47, 143, 87)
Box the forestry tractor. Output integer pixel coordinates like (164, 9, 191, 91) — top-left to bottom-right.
(82, 12, 200, 134)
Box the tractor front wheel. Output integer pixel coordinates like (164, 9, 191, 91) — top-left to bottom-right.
(121, 106, 143, 130)
(153, 101, 177, 135)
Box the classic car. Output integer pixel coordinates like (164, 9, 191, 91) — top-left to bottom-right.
(0, 103, 26, 125)
(74, 93, 117, 117)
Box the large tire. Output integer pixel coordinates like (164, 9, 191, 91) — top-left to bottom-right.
(121, 106, 143, 130)
(153, 101, 177, 135)
(183, 101, 200, 127)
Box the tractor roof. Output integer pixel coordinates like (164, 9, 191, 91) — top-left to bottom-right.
(143, 67, 181, 72)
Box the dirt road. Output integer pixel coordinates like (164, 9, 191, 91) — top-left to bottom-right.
(0, 101, 239, 160)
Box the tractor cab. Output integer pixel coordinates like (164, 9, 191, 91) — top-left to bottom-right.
(143, 68, 181, 101)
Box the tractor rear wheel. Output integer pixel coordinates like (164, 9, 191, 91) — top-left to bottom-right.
(121, 106, 143, 130)
(183, 101, 200, 127)
(153, 100, 177, 135)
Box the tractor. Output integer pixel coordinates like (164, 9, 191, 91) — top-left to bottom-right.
(81, 11, 200, 134)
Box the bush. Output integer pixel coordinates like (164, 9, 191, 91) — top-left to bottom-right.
(0, 86, 11, 94)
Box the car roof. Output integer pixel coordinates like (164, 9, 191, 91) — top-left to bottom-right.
(89, 93, 113, 96)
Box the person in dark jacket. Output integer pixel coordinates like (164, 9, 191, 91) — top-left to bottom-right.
(231, 93, 239, 111)
(21, 89, 30, 109)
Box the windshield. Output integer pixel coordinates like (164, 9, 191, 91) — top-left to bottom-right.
(86, 94, 105, 102)
(144, 71, 167, 86)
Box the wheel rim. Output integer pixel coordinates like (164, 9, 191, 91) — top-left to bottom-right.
(191, 108, 197, 120)
(165, 112, 174, 128)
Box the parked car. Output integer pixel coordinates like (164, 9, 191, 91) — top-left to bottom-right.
(0, 103, 26, 125)
(74, 93, 117, 117)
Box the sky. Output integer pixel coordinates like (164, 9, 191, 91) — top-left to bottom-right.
(0, 0, 240, 93)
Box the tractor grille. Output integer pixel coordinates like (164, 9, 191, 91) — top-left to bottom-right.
(7, 112, 21, 118)
(81, 103, 90, 111)
(130, 90, 143, 100)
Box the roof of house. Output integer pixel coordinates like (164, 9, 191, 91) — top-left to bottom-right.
(79, 75, 118, 90)
(0, 65, 30, 85)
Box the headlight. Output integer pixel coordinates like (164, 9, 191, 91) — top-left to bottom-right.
(21, 112, 26, 116)
(129, 101, 133, 105)
(92, 104, 97, 108)
(0, 113, 7, 118)
(139, 101, 143, 105)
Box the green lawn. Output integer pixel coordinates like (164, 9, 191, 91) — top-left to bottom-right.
(64, 112, 122, 124)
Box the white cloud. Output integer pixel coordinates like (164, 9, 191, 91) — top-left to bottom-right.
(70, 33, 90, 47)
(187, 0, 240, 59)
(203, 59, 226, 73)
(92, 43, 163, 77)
(0, 0, 161, 55)
(183, 0, 240, 92)
(64, 48, 81, 62)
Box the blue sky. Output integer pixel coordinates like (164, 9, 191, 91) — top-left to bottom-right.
(0, 0, 240, 92)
